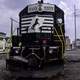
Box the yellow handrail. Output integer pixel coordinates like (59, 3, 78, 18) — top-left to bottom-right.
(59, 24, 65, 43)
(54, 27, 64, 59)
(59, 24, 65, 56)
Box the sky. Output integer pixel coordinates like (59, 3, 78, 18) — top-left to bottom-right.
(0, 0, 80, 42)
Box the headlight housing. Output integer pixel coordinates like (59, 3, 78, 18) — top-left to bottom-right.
(49, 46, 59, 54)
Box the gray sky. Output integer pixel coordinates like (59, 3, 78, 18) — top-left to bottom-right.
(0, 0, 80, 42)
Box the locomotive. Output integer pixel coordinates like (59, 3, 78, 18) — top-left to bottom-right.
(6, 0, 65, 77)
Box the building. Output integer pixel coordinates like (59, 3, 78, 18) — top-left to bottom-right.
(6, 37, 12, 49)
(72, 39, 80, 49)
(75, 39, 80, 48)
(76, 39, 80, 48)
(0, 32, 6, 51)
(65, 36, 71, 50)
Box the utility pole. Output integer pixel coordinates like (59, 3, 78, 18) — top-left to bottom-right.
(41, 0, 43, 3)
(10, 18, 13, 46)
(10, 18, 19, 45)
(74, 5, 77, 48)
(10, 18, 19, 35)
(10, 18, 13, 38)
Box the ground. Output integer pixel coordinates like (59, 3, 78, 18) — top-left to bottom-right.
(0, 53, 64, 80)
(64, 49, 80, 80)
(0, 49, 80, 80)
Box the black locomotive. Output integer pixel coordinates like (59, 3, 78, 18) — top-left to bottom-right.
(6, 0, 65, 77)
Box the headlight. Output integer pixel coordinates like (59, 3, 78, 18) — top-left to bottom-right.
(49, 49, 53, 54)
(15, 50, 19, 54)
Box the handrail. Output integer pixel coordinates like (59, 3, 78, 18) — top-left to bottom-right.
(54, 27, 64, 59)
(59, 23, 65, 43)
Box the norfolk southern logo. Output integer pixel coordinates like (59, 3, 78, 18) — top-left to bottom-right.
(38, 4, 42, 12)
(31, 18, 39, 30)
(28, 16, 44, 32)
